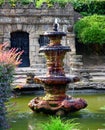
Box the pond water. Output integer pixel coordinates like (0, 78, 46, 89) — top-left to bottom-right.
(8, 91, 105, 130)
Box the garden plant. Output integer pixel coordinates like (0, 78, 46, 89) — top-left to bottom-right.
(0, 0, 105, 15)
(74, 14, 105, 55)
(36, 0, 105, 15)
(74, 14, 105, 45)
(40, 116, 79, 130)
(0, 42, 23, 130)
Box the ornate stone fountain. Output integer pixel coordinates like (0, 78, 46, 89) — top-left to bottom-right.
(28, 20, 87, 115)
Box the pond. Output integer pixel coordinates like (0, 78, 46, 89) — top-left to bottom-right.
(8, 91, 105, 130)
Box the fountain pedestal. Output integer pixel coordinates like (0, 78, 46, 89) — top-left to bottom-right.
(28, 23, 87, 115)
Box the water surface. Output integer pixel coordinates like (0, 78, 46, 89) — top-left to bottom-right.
(9, 92, 105, 130)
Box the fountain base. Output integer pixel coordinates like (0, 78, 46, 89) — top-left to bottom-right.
(28, 95, 87, 115)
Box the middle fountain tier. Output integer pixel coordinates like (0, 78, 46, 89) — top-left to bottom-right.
(28, 22, 87, 115)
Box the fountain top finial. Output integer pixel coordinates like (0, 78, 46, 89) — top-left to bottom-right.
(44, 18, 66, 37)
(53, 18, 59, 31)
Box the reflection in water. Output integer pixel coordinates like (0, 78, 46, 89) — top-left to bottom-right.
(9, 93, 105, 130)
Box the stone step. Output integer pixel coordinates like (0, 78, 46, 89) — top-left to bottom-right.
(71, 67, 105, 83)
(13, 64, 105, 88)
(12, 67, 45, 87)
(83, 67, 105, 83)
(91, 79, 105, 83)
(15, 67, 36, 73)
(14, 67, 47, 75)
(86, 68, 105, 72)
(12, 64, 71, 88)
(72, 68, 105, 74)
(31, 64, 47, 68)
(90, 72, 105, 76)
(14, 70, 47, 76)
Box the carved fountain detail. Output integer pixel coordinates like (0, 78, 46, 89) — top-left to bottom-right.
(28, 21, 87, 115)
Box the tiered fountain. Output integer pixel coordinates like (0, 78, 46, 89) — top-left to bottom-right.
(28, 20, 87, 115)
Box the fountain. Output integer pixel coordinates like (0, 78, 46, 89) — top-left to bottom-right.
(28, 20, 87, 115)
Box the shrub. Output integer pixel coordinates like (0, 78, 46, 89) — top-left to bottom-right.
(36, 0, 52, 7)
(0, 0, 4, 5)
(74, 14, 105, 45)
(0, 42, 23, 130)
(36, 0, 105, 15)
(21, 0, 33, 5)
(73, 0, 105, 16)
(0, 0, 105, 15)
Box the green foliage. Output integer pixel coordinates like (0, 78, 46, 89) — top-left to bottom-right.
(40, 116, 79, 130)
(7, 0, 18, 7)
(0, 0, 105, 15)
(74, 14, 105, 45)
(36, 0, 52, 7)
(73, 0, 105, 16)
(8, 0, 33, 6)
(0, 43, 23, 130)
(36, 0, 105, 15)
(36, 0, 71, 8)
(0, 0, 33, 6)
(21, 0, 33, 5)
(0, 0, 4, 5)
(49, 0, 69, 7)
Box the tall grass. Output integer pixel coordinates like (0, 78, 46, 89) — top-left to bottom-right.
(40, 116, 79, 130)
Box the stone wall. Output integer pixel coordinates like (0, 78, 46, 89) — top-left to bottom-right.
(0, 2, 76, 70)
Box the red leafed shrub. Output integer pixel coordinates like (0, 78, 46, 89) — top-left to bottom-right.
(0, 42, 23, 130)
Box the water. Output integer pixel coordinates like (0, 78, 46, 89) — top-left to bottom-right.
(8, 92, 105, 130)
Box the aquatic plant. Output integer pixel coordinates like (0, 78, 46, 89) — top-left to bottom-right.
(40, 116, 79, 130)
(0, 42, 23, 130)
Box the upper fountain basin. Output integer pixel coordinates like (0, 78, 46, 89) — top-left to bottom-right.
(44, 31, 66, 37)
(34, 75, 80, 85)
(39, 45, 71, 53)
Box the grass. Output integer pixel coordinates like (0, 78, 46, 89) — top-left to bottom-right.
(40, 116, 79, 130)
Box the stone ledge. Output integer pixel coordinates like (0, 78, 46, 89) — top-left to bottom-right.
(68, 81, 105, 90)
